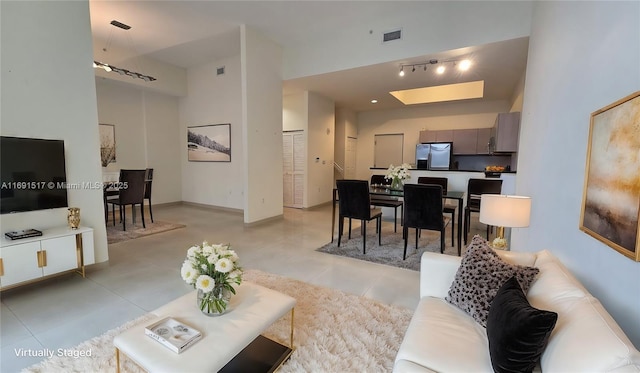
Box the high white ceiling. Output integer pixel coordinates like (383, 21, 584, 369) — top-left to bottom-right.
(89, 1, 529, 112)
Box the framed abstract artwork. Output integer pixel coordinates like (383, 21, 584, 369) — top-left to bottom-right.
(99, 124, 116, 167)
(580, 91, 640, 261)
(187, 124, 231, 162)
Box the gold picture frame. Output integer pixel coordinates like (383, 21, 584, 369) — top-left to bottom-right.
(580, 91, 640, 261)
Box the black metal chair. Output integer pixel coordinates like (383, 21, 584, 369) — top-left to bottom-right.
(336, 180, 383, 254)
(402, 183, 450, 259)
(144, 168, 154, 223)
(108, 169, 146, 231)
(464, 178, 503, 244)
(370, 175, 403, 232)
(417, 176, 456, 246)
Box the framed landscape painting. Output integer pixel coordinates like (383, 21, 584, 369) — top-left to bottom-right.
(187, 124, 231, 162)
(580, 91, 640, 261)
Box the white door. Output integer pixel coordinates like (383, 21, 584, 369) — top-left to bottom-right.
(345, 136, 357, 178)
(283, 131, 305, 208)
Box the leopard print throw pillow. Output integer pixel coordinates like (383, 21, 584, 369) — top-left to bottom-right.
(445, 235, 540, 327)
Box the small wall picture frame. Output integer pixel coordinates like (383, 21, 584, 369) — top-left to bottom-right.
(187, 124, 231, 162)
(579, 91, 640, 261)
(99, 123, 116, 167)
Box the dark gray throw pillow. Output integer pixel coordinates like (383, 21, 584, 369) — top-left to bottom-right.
(487, 276, 558, 373)
(445, 235, 539, 327)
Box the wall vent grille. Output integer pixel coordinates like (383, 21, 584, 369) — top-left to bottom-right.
(216, 66, 225, 75)
(383, 29, 402, 43)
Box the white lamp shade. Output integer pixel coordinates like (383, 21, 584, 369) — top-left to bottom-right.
(479, 195, 531, 228)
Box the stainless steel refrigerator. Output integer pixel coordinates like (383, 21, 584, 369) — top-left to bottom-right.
(415, 142, 452, 170)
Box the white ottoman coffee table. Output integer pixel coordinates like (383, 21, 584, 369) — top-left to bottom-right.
(114, 282, 296, 373)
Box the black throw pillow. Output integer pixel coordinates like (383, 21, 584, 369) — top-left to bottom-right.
(486, 276, 558, 373)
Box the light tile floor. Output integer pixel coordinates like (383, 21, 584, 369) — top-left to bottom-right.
(1, 203, 484, 372)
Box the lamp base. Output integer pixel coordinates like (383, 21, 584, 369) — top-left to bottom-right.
(491, 226, 508, 250)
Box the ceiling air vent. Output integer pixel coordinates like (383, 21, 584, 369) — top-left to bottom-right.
(216, 66, 225, 76)
(383, 29, 402, 43)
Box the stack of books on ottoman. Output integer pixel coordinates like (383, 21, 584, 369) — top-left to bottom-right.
(145, 317, 202, 353)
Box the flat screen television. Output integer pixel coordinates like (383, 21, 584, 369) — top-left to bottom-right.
(1, 136, 69, 214)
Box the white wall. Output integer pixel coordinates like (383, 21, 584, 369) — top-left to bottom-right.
(284, 1, 533, 79)
(356, 100, 510, 179)
(96, 81, 147, 170)
(1, 0, 107, 262)
(179, 55, 244, 210)
(241, 25, 284, 223)
(283, 92, 307, 131)
(306, 92, 335, 207)
(95, 80, 182, 205)
(514, 1, 640, 346)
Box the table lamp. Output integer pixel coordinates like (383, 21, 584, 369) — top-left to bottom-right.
(479, 194, 531, 249)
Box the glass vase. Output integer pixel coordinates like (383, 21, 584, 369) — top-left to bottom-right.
(197, 285, 232, 316)
(390, 177, 403, 191)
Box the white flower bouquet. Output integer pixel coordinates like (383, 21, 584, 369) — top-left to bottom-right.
(385, 163, 412, 189)
(181, 242, 243, 314)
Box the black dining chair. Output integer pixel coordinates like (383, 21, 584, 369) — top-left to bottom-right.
(144, 168, 154, 223)
(108, 169, 146, 231)
(402, 183, 450, 259)
(464, 178, 503, 244)
(370, 175, 403, 232)
(336, 180, 383, 254)
(417, 176, 456, 246)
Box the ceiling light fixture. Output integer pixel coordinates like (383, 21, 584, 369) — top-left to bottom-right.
(398, 57, 472, 77)
(93, 61, 156, 81)
(371, 99, 378, 104)
(94, 20, 157, 82)
(458, 59, 472, 71)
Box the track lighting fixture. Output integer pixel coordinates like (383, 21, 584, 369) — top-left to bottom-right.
(398, 58, 472, 77)
(94, 20, 156, 82)
(93, 60, 156, 81)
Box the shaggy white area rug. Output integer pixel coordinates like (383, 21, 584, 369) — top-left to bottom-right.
(23, 269, 413, 373)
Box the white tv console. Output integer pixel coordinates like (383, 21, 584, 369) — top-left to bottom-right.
(0, 226, 94, 290)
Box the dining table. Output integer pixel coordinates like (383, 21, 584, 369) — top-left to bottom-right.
(332, 185, 465, 255)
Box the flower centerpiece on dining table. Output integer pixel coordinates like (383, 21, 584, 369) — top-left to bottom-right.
(180, 242, 243, 316)
(385, 163, 412, 190)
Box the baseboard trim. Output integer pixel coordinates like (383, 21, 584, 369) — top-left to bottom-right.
(244, 214, 284, 227)
(181, 201, 244, 215)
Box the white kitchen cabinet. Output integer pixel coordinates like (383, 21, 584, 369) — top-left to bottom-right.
(0, 226, 94, 290)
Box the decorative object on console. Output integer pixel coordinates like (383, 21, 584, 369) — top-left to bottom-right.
(486, 276, 558, 373)
(187, 124, 231, 162)
(67, 207, 81, 229)
(580, 91, 640, 261)
(4, 229, 43, 240)
(445, 235, 539, 327)
(479, 194, 531, 250)
(385, 163, 411, 190)
(180, 242, 243, 316)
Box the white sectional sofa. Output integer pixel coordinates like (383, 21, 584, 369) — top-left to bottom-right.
(394, 249, 640, 372)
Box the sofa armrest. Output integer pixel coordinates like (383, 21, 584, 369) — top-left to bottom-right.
(420, 252, 462, 299)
